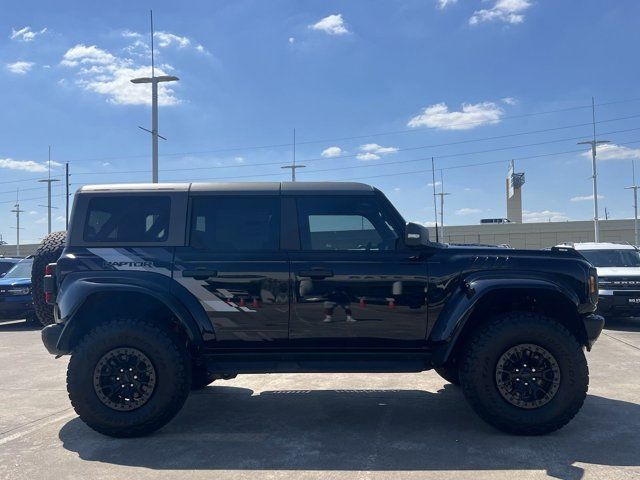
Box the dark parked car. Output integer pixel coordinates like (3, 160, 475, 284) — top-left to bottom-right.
(0, 258, 36, 323)
(41, 182, 603, 437)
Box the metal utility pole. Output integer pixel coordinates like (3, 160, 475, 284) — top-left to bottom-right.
(281, 128, 305, 181)
(435, 170, 451, 241)
(38, 146, 60, 235)
(577, 97, 609, 242)
(431, 157, 439, 242)
(131, 10, 179, 183)
(65, 162, 70, 230)
(626, 159, 639, 246)
(10, 191, 24, 257)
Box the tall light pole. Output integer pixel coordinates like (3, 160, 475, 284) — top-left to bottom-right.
(435, 170, 451, 242)
(626, 159, 639, 246)
(577, 98, 609, 242)
(281, 128, 305, 181)
(38, 146, 60, 235)
(431, 157, 439, 242)
(131, 11, 179, 183)
(10, 190, 24, 257)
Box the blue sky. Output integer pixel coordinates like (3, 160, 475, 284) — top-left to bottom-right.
(1, 0, 640, 243)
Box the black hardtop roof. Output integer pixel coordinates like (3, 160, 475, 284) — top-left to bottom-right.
(77, 182, 376, 196)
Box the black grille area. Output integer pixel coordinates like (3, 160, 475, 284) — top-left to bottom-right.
(599, 277, 640, 290)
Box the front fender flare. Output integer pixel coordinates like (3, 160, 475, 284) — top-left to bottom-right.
(429, 274, 581, 365)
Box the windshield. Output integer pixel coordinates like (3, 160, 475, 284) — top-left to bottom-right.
(580, 249, 640, 268)
(3, 260, 33, 279)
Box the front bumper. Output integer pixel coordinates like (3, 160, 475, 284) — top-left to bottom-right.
(597, 290, 640, 317)
(41, 323, 65, 355)
(583, 313, 605, 349)
(0, 295, 34, 320)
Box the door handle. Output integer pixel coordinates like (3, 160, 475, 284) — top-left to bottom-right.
(298, 269, 334, 279)
(182, 269, 218, 280)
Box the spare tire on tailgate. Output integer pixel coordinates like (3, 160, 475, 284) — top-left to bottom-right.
(31, 231, 67, 326)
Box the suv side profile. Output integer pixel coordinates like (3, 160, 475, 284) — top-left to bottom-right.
(42, 182, 603, 437)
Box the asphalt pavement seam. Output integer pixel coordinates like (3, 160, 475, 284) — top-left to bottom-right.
(601, 332, 640, 351)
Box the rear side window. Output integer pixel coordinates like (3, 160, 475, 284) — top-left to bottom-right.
(83, 196, 171, 243)
(189, 196, 280, 251)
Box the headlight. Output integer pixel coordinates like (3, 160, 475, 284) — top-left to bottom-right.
(6, 287, 30, 295)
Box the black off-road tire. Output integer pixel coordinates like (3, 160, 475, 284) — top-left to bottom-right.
(459, 312, 588, 435)
(31, 231, 67, 326)
(435, 364, 460, 386)
(67, 319, 192, 438)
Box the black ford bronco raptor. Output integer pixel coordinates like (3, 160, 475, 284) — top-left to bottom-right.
(41, 182, 604, 437)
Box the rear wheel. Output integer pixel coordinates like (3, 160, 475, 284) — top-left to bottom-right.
(67, 318, 191, 437)
(459, 312, 588, 435)
(31, 231, 67, 326)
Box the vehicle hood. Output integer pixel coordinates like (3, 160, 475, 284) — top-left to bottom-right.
(596, 267, 640, 277)
(0, 277, 31, 287)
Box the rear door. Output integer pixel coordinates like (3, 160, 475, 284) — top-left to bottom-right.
(172, 193, 289, 349)
(288, 194, 429, 349)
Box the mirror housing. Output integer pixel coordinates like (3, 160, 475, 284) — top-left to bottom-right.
(405, 222, 430, 247)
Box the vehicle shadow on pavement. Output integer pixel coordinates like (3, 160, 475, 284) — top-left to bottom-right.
(604, 317, 640, 332)
(58, 384, 640, 479)
(0, 320, 41, 331)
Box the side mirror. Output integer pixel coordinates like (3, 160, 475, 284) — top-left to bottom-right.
(405, 222, 430, 247)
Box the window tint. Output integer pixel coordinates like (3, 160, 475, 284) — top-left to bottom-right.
(189, 196, 280, 251)
(83, 196, 170, 243)
(297, 197, 400, 251)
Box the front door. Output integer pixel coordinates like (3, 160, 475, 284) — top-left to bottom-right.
(172, 195, 289, 349)
(289, 195, 429, 349)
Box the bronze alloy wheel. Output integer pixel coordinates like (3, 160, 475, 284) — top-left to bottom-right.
(93, 347, 157, 411)
(495, 343, 561, 409)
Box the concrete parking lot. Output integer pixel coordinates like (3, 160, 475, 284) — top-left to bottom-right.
(0, 319, 639, 480)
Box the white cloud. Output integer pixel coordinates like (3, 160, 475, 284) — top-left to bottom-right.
(357, 152, 380, 161)
(456, 208, 482, 215)
(28, 211, 38, 215)
(121, 30, 142, 39)
(288, 37, 296, 44)
(581, 143, 640, 161)
(420, 221, 437, 227)
(10, 26, 47, 42)
(234, 156, 245, 163)
(408, 102, 504, 130)
(154, 31, 190, 48)
(321, 146, 343, 158)
(60, 44, 179, 106)
(309, 14, 350, 36)
(55, 215, 66, 223)
(6, 61, 34, 74)
(437, 0, 458, 9)
(359, 143, 398, 155)
(469, 0, 533, 25)
(428, 181, 442, 187)
(570, 194, 604, 202)
(0, 158, 60, 173)
(502, 97, 517, 105)
(523, 210, 570, 223)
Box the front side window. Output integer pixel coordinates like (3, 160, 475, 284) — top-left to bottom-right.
(83, 196, 171, 243)
(189, 196, 280, 251)
(297, 197, 400, 251)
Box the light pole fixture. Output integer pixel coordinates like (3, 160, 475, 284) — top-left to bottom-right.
(130, 10, 179, 183)
(577, 97, 609, 243)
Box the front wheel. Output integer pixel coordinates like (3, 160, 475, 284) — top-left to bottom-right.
(459, 312, 588, 435)
(67, 319, 192, 437)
